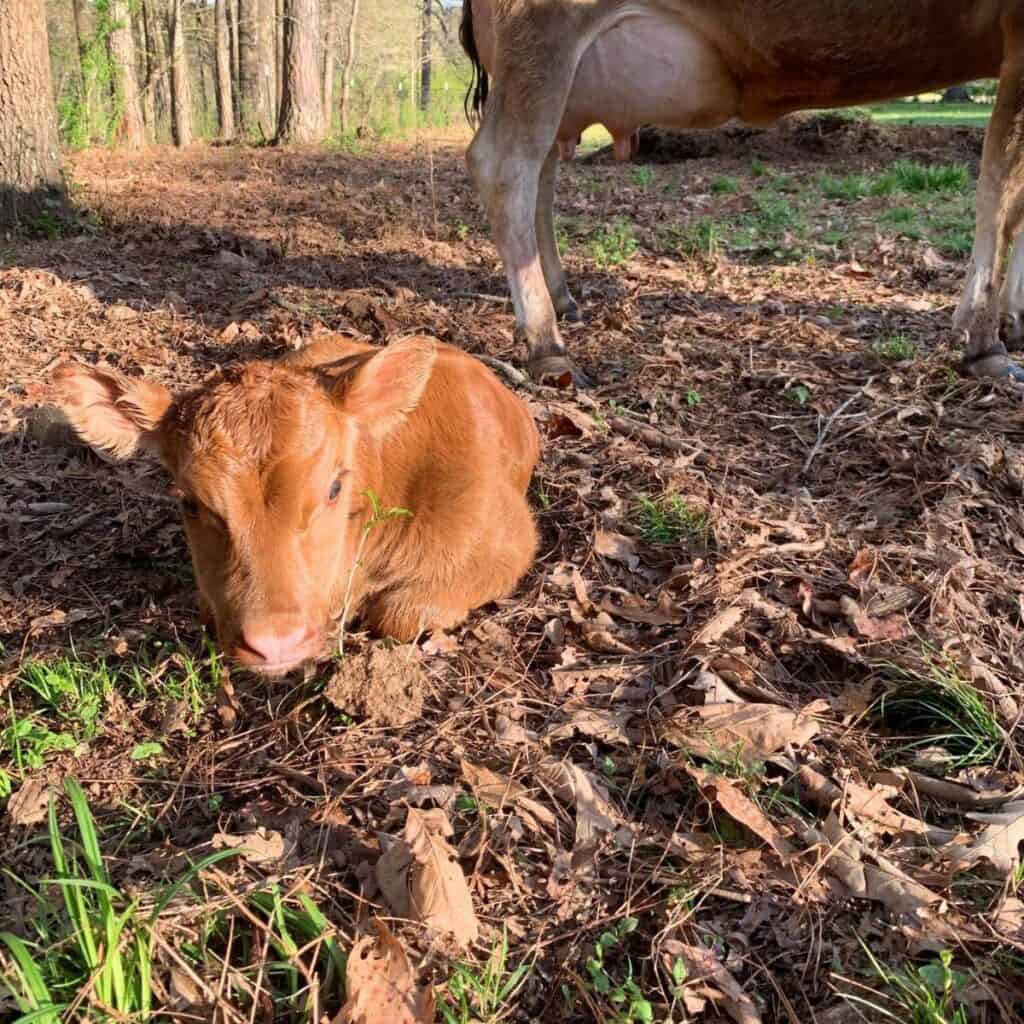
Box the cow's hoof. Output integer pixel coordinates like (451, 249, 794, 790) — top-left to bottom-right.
(1001, 312, 1024, 352)
(963, 352, 1024, 383)
(527, 353, 591, 388)
(557, 299, 583, 324)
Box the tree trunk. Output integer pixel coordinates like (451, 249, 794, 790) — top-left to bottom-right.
(260, 0, 278, 135)
(277, 0, 323, 143)
(419, 0, 431, 114)
(215, 0, 235, 139)
(169, 0, 192, 146)
(108, 0, 146, 147)
(321, 0, 337, 133)
(228, 0, 241, 130)
(142, 0, 171, 142)
(339, 0, 358, 134)
(71, 0, 90, 91)
(238, 0, 272, 137)
(275, 0, 284, 115)
(0, 0, 64, 227)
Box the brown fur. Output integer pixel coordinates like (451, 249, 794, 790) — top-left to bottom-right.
(52, 336, 540, 675)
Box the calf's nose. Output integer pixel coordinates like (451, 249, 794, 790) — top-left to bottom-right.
(236, 617, 314, 670)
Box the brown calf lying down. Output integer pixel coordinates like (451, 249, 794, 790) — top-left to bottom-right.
(53, 335, 540, 676)
(462, 0, 1024, 385)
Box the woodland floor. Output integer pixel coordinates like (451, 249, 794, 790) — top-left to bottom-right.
(3, 114, 1024, 1023)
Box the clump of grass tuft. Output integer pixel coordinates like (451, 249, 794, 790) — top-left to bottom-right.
(631, 165, 655, 189)
(874, 654, 1004, 770)
(710, 175, 738, 194)
(872, 334, 916, 360)
(440, 929, 533, 1024)
(633, 494, 709, 544)
(588, 219, 639, 267)
(818, 172, 872, 200)
(664, 217, 720, 260)
(874, 160, 970, 195)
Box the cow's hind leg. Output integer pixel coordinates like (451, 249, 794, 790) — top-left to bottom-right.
(1001, 237, 1024, 350)
(467, 49, 585, 385)
(955, 27, 1024, 381)
(537, 144, 581, 323)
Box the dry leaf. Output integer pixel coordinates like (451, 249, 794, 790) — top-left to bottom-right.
(104, 303, 139, 321)
(404, 807, 479, 946)
(546, 708, 633, 746)
(687, 765, 793, 861)
(839, 596, 908, 641)
(7, 779, 52, 826)
(211, 828, 287, 864)
(421, 631, 459, 656)
(661, 703, 819, 764)
(664, 939, 762, 1024)
(600, 590, 683, 625)
(594, 529, 640, 570)
(538, 759, 623, 846)
(334, 919, 434, 1024)
(460, 759, 556, 828)
(693, 605, 744, 645)
(944, 800, 1024, 876)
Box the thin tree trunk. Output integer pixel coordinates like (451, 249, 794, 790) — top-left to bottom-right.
(71, 0, 90, 92)
(138, 1, 156, 133)
(143, 0, 171, 142)
(339, 0, 358, 134)
(277, 0, 322, 143)
(215, 0, 235, 139)
(108, 0, 146, 146)
(0, 0, 65, 227)
(419, 0, 431, 114)
(260, 0, 277, 136)
(169, 0, 192, 146)
(228, 0, 240, 129)
(321, 0, 337, 133)
(275, 0, 284, 115)
(238, 0, 271, 137)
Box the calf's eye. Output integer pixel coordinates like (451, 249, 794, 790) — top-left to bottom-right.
(327, 477, 342, 503)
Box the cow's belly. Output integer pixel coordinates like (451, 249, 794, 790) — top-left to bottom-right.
(560, 12, 739, 146)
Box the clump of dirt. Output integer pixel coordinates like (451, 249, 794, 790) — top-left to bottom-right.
(324, 644, 427, 726)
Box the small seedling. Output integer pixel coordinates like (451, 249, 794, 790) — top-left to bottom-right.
(685, 388, 701, 407)
(750, 158, 768, 178)
(666, 218, 720, 260)
(633, 494, 709, 544)
(873, 334, 915, 360)
(589, 219, 639, 267)
(584, 918, 653, 1024)
(785, 384, 812, 406)
(440, 929, 533, 1024)
(454, 220, 471, 241)
(710, 175, 738, 194)
(337, 488, 413, 656)
(631, 166, 655, 189)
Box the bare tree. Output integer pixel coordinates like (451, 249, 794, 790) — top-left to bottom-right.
(0, 0, 64, 226)
(277, 0, 323, 143)
(108, 0, 146, 146)
(238, 0, 273, 137)
(418, 0, 431, 113)
(339, 0, 359, 133)
(215, 0, 235, 138)
(321, 0, 337, 130)
(169, 0, 192, 145)
(141, 0, 171, 142)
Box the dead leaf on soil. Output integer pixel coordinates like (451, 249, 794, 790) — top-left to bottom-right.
(104, 303, 139, 321)
(594, 529, 640, 570)
(693, 605, 745, 646)
(600, 590, 683, 626)
(546, 708, 634, 746)
(7, 779, 52, 827)
(538, 758, 625, 846)
(663, 939, 762, 1024)
(211, 828, 288, 865)
(333, 919, 434, 1024)
(460, 759, 556, 829)
(661, 702, 820, 764)
(943, 800, 1024, 876)
(839, 595, 909, 641)
(687, 765, 794, 861)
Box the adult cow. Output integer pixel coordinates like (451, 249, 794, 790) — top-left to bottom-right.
(460, 0, 1024, 386)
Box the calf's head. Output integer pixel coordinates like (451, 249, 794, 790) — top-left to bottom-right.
(52, 339, 436, 675)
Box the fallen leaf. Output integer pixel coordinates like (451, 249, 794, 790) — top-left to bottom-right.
(687, 669, 745, 704)
(594, 529, 640, 570)
(421, 631, 459, 656)
(848, 548, 875, 583)
(7, 779, 52, 827)
(104, 303, 139, 321)
(579, 622, 635, 655)
(687, 765, 793, 861)
(211, 828, 288, 864)
(538, 759, 624, 846)
(387, 807, 479, 947)
(839, 596, 908, 641)
(217, 249, 254, 271)
(218, 321, 241, 342)
(693, 605, 744, 646)
(459, 759, 556, 828)
(943, 800, 1024, 876)
(600, 590, 683, 626)
(661, 703, 820, 764)
(546, 708, 633, 746)
(334, 919, 434, 1024)
(664, 939, 762, 1024)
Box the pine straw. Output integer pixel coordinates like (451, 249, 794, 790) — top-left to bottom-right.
(2, 121, 1024, 1021)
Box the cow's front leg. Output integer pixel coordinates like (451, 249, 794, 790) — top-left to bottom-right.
(1001, 238, 1024, 350)
(467, 85, 587, 387)
(537, 144, 581, 323)
(955, 35, 1024, 382)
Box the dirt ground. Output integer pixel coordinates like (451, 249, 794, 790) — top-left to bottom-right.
(3, 116, 1024, 1022)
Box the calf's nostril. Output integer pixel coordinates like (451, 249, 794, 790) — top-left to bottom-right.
(238, 620, 313, 665)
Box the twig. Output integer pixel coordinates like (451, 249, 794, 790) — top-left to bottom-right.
(800, 379, 872, 476)
(449, 291, 511, 304)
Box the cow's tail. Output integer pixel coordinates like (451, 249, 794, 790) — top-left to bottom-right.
(460, 0, 489, 125)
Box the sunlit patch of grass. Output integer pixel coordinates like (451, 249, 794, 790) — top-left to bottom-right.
(661, 217, 721, 260)
(874, 160, 971, 196)
(440, 929, 533, 1024)
(818, 172, 873, 200)
(874, 655, 1005, 770)
(633, 494, 709, 544)
(588, 219, 639, 267)
(872, 334, 916, 360)
(710, 175, 739, 194)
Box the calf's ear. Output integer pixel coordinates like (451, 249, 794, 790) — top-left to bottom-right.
(337, 336, 438, 438)
(51, 360, 173, 460)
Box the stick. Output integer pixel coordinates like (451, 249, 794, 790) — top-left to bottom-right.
(801, 379, 872, 476)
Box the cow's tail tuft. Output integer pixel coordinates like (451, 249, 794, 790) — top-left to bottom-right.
(460, 0, 489, 125)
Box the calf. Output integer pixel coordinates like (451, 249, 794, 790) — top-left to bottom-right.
(52, 335, 540, 676)
(461, 0, 1024, 386)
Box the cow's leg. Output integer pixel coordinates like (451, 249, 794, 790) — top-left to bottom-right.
(1001, 236, 1024, 350)
(954, 40, 1024, 381)
(536, 144, 581, 323)
(467, 73, 585, 385)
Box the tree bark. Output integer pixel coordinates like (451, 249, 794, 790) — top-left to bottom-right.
(228, 0, 240, 130)
(275, 0, 284, 115)
(215, 0, 235, 139)
(238, 0, 272, 137)
(169, 0, 192, 146)
(261, 0, 278, 135)
(339, 0, 358, 134)
(0, 0, 64, 227)
(321, 0, 337, 133)
(277, 0, 323, 143)
(142, 0, 171, 142)
(108, 0, 146, 147)
(71, 0, 91, 90)
(419, 0, 431, 114)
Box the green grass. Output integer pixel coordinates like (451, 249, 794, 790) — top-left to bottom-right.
(874, 655, 1005, 770)
(631, 166, 655, 189)
(872, 334, 916, 360)
(874, 160, 970, 196)
(867, 101, 991, 127)
(581, 918, 654, 1024)
(710, 175, 739, 194)
(661, 217, 721, 260)
(818, 172, 873, 200)
(633, 495, 709, 544)
(440, 930, 532, 1024)
(588, 219, 639, 267)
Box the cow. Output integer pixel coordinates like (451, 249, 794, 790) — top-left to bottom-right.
(460, 0, 1024, 387)
(51, 335, 540, 676)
